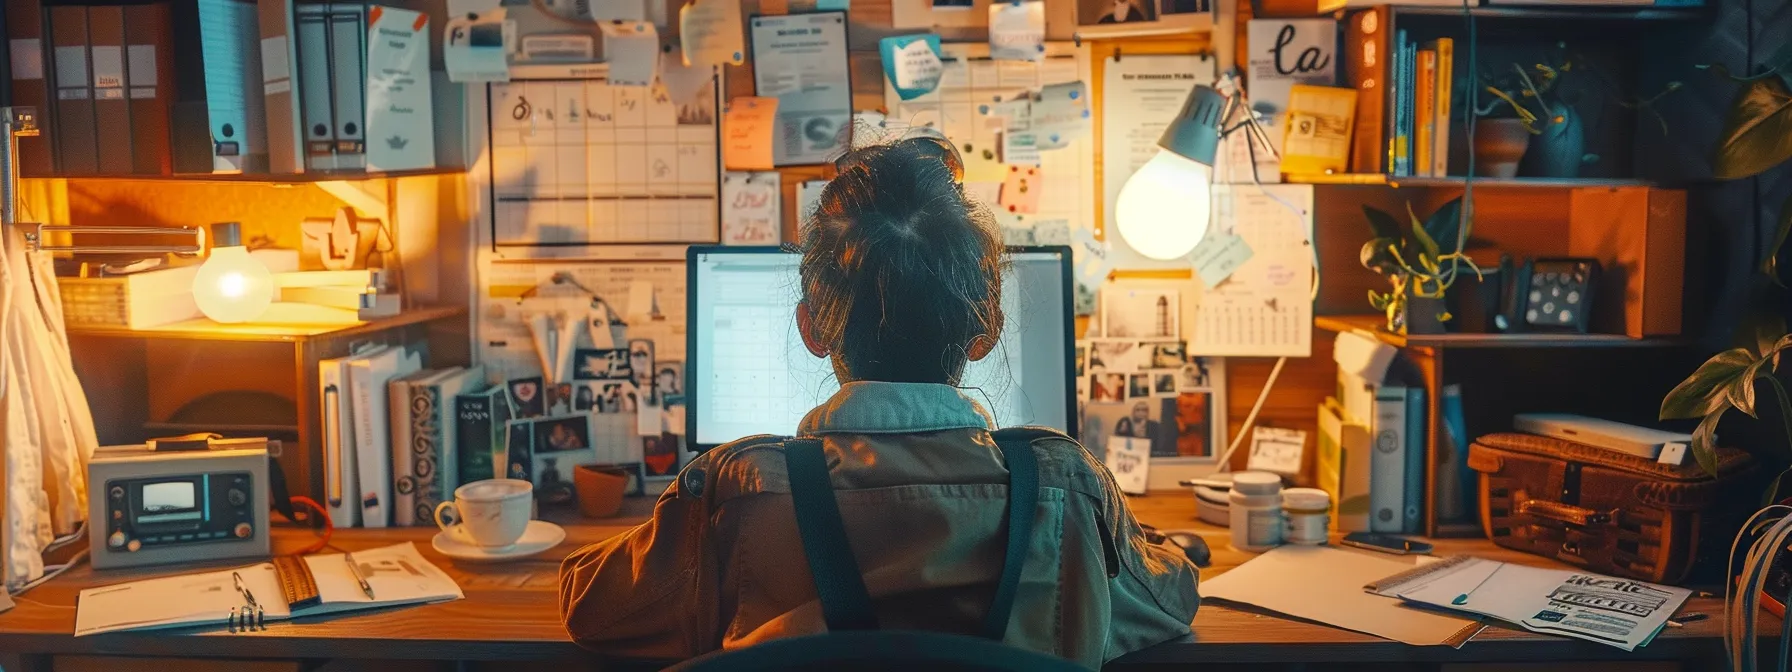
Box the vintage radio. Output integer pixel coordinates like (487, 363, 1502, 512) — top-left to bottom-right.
(87, 438, 271, 569)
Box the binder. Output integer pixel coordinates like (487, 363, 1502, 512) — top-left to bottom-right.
(1369, 385, 1408, 533)
(318, 350, 371, 527)
(88, 5, 131, 175)
(296, 4, 334, 171)
(328, 3, 367, 171)
(388, 368, 444, 526)
(4, 0, 54, 175)
(1401, 386, 1426, 534)
(403, 366, 484, 525)
(348, 345, 420, 528)
(48, 4, 97, 175)
(260, 0, 305, 173)
(124, 3, 174, 175)
(1344, 7, 1391, 175)
(1431, 38, 1455, 178)
(169, 0, 268, 173)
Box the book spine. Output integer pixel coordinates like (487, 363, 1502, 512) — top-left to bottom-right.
(5, 0, 53, 175)
(1370, 386, 1407, 533)
(1404, 40, 1418, 176)
(320, 359, 360, 527)
(123, 3, 173, 175)
(1415, 49, 1436, 178)
(1441, 384, 1471, 522)
(411, 384, 448, 526)
(48, 4, 97, 175)
(1433, 38, 1455, 178)
(87, 5, 131, 175)
(389, 376, 416, 525)
(1385, 27, 1404, 177)
(350, 360, 388, 527)
(1403, 386, 1426, 534)
(1346, 7, 1390, 175)
(456, 393, 495, 486)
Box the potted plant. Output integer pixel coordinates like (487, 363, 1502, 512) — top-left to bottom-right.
(1360, 197, 1480, 335)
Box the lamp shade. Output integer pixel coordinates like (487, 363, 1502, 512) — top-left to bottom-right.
(193, 223, 274, 323)
(1115, 85, 1226, 261)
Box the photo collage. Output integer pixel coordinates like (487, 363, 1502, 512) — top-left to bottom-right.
(503, 337, 688, 506)
(1080, 286, 1226, 463)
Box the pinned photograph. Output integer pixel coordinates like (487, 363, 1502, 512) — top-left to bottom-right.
(1178, 357, 1215, 391)
(574, 348, 633, 381)
(1090, 340, 1149, 372)
(1154, 372, 1178, 396)
(1102, 287, 1179, 339)
(1127, 373, 1151, 399)
(574, 383, 597, 411)
(1078, 374, 1091, 402)
(1092, 373, 1125, 402)
(643, 433, 680, 477)
(505, 422, 534, 481)
(628, 339, 656, 389)
(535, 456, 575, 505)
(547, 383, 574, 416)
(651, 362, 683, 405)
(1075, 343, 1088, 377)
(1151, 341, 1187, 368)
(508, 376, 546, 418)
(1173, 392, 1215, 458)
(1081, 394, 1221, 461)
(534, 415, 594, 454)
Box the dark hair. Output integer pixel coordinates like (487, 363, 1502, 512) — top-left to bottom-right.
(800, 136, 1005, 384)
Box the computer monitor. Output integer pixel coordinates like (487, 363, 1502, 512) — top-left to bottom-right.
(686, 245, 1076, 450)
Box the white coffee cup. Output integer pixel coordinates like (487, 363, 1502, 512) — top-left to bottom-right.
(434, 479, 533, 550)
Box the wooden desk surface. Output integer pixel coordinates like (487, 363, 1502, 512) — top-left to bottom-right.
(0, 495, 1742, 666)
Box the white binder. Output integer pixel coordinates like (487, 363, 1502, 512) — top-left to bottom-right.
(258, 0, 304, 173)
(347, 345, 419, 528)
(195, 0, 265, 173)
(327, 3, 366, 170)
(1369, 385, 1409, 534)
(296, 4, 335, 170)
(318, 346, 385, 528)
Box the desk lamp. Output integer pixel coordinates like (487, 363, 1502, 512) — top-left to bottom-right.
(1114, 85, 1226, 261)
(193, 221, 274, 323)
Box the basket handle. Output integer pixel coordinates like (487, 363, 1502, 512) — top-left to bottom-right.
(1515, 499, 1613, 527)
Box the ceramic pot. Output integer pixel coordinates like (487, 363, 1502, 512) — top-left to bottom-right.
(1520, 104, 1586, 178)
(1472, 119, 1532, 178)
(1402, 284, 1449, 336)
(574, 464, 629, 518)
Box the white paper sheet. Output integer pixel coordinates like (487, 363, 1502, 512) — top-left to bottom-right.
(366, 6, 436, 171)
(721, 171, 782, 245)
(748, 13, 852, 165)
(488, 67, 718, 251)
(1186, 184, 1314, 357)
(987, 1, 1044, 62)
(1099, 54, 1218, 271)
(678, 0, 745, 67)
(599, 21, 659, 87)
(1107, 436, 1150, 495)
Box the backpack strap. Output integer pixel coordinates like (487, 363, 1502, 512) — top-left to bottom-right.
(783, 438, 879, 632)
(984, 436, 1039, 642)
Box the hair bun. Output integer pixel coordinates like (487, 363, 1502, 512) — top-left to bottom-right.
(896, 133, 965, 184)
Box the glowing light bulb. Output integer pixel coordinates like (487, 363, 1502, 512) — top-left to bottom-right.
(193, 246, 273, 323)
(1115, 149, 1213, 261)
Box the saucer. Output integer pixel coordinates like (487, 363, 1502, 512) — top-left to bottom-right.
(432, 520, 566, 563)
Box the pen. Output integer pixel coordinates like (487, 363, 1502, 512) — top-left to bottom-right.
(345, 551, 375, 599)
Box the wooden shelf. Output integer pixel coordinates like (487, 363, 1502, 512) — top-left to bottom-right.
(1391, 4, 1705, 21)
(1285, 173, 1657, 188)
(66, 305, 466, 343)
(1315, 314, 1684, 349)
(22, 166, 467, 184)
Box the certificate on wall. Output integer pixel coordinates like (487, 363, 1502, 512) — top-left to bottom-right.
(748, 12, 852, 166)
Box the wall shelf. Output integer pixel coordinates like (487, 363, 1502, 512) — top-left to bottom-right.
(21, 166, 467, 184)
(1391, 5, 1706, 21)
(1316, 314, 1685, 349)
(1285, 174, 1658, 189)
(66, 305, 465, 343)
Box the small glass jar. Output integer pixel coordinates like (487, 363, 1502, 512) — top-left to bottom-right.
(1282, 488, 1332, 545)
(1229, 471, 1284, 552)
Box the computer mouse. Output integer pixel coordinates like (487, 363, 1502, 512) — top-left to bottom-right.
(1164, 531, 1211, 569)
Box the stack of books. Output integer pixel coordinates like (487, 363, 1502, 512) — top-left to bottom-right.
(1347, 7, 1456, 177)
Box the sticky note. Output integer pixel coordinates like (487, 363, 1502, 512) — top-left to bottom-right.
(680, 0, 745, 68)
(1032, 81, 1090, 150)
(659, 49, 713, 108)
(817, 0, 851, 8)
(1190, 233, 1255, 288)
(1073, 226, 1114, 289)
(880, 34, 944, 101)
(988, 1, 1045, 62)
(761, 0, 789, 15)
(627, 280, 655, 319)
(1000, 166, 1041, 214)
(443, 10, 510, 83)
(599, 21, 658, 87)
(723, 97, 778, 170)
(722, 171, 782, 245)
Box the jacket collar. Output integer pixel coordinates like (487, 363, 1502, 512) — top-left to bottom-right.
(798, 381, 995, 435)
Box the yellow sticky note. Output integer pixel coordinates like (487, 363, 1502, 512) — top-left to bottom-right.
(723, 97, 778, 171)
(999, 165, 1041, 215)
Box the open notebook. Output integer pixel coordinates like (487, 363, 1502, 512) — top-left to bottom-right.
(76, 542, 462, 636)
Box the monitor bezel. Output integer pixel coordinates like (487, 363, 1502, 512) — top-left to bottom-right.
(684, 244, 1078, 452)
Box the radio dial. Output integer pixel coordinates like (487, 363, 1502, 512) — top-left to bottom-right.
(234, 523, 252, 539)
(108, 531, 125, 548)
(110, 486, 124, 500)
(227, 489, 247, 506)
(126, 539, 141, 552)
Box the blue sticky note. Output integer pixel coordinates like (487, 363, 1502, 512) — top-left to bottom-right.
(878, 34, 944, 101)
(1190, 233, 1255, 288)
(818, 0, 851, 9)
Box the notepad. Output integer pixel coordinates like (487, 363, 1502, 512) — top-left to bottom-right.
(75, 542, 462, 636)
(1200, 545, 1483, 647)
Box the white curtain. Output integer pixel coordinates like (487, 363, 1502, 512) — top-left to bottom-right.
(1, 224, 97, 587)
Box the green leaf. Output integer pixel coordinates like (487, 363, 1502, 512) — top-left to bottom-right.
(1691, 409, 1725, 478)
(1660, 348, 1757, 420)
(1408, 203, 1441, 264)
(1363, 205, 1403, 241)
(1767, 193, 1792, 285)
(1713, 77, 1792, 180)
(1731, 356, 1771, 417)
(1425, 198, 1465, 256)
(1763, 467, 1792, 507)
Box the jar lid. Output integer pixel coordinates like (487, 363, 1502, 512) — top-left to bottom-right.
(1283, 488, 1330, 510)
(1230, 471, 1281, 496)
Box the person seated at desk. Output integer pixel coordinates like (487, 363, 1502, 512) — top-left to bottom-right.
(558, 135, 1199, 667)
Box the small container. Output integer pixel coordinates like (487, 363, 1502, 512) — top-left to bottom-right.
(1193, 484, 1230, 527)
(1229, 471, 1284, 552)
(1282, 488, 1332, 545)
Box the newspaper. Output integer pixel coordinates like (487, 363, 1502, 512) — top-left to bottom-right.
(1366, 555, 1691, 652)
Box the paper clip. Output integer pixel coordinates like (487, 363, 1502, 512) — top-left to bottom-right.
(230, 571, 266, 633)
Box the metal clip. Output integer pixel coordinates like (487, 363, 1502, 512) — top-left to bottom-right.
(231, 571, 266, 633)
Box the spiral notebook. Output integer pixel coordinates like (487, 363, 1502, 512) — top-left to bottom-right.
(75, 542, 462, 636)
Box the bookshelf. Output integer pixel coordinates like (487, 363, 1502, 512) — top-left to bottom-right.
(1287, 174, 1657, 188)
(1389, 5, 1706, 21)
(28, 167, 470, 184)
(1314, 314, 1686, 349)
